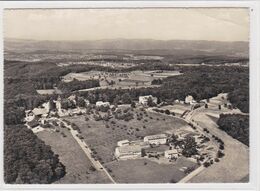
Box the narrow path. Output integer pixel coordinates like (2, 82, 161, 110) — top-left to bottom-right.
(57, 118, 116, 184)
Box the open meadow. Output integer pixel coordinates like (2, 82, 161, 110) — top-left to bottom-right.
(104, 158, 198, 183)
(37, 127, 111, 183)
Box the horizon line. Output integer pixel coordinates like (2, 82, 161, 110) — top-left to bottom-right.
(4, 37, 249, 43)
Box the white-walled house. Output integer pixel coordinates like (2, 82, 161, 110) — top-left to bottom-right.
(117, 140, 130, 147)
(115, 145, 142, 160)
(185, 95, 197, 104)
(144, 134, 167, 145)
(96, 101, 110, 107)
(139, 95, 158, 106)
(165, 149, 179, 159)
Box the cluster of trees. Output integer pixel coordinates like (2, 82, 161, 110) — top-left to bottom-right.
(217, 114, 249, 146)
(114, 108, 134, 121)
(4, 125, 66, 184)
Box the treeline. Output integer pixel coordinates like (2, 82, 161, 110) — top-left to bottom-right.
(217, 114, 249, 146)
(4, 125, 66, 184)
(58, 79, 100, 93)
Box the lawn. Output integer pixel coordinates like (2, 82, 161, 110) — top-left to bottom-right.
(104, 157, 198, 183)
(64, 109, 188, 163)
(37, 127, 111, 183)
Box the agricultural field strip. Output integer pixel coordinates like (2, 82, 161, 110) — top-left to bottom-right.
(54, 118, 116, 184)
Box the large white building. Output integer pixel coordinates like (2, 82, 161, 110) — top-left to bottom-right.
(139, 95, 158, 106)
(144, 134, 167, 145)
(115, 145, 142, 160)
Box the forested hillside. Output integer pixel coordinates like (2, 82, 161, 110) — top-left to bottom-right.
(217, 114, 249, 146)
(4, 125, 66, 183)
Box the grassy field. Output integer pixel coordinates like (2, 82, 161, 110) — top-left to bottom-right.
(104, 158, 198, 183)
(62, 70, 181, 89)
(37, 128, 111, 184)
(64, 108, 188, 163)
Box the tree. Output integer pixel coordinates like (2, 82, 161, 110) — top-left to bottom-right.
(165, 109, 170, 115)
(121, 93, 132, 104)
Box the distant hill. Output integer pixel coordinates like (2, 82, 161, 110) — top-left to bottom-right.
(4, 38, 249, 58)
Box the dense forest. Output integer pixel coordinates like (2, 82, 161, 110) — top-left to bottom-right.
(4, 125, 66, 183)
(217, 114, 249, 146)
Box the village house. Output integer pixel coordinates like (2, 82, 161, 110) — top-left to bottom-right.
(117, 140, 130, 147)
(144, 134, 167, 145)
(96, 101, 110, 107)
(115, 145, 142, 160)
(139, 95, 158, 106)
(164, 149, 179, 159)
(185, 95, 197, 105)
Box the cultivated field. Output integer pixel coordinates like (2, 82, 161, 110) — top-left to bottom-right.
(37, 128, 111, 183)
(104, 158, 198, 183)
(62, 70, 182, 89)
(63, 108, 188, 164)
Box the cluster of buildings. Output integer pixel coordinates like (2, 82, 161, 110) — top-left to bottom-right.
(114, 133, 180, 161)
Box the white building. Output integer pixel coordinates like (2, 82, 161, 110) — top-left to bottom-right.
(96, 101, 110, 107)
(185, 95, 196, 104)
(42, 101, 50, 112)
(32, 108, 49, 117)
(115, 145, 142, 160)
(144, 134, 167, 145)
(117, 140, 130, 147)
(165, 149, 179, 159)
(139, 95, 158, 106)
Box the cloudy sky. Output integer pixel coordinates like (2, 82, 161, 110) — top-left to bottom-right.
(4, 8, 249, 41)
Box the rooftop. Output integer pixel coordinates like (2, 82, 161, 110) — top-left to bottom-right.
(32, 108, 49, 116)
(117, 145, 141, 153)
(144, 134, 167, 140)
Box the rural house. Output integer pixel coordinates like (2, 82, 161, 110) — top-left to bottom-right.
(144, 134, 167, 145)
(164, 149, 179, 159)
(139, 95, 158, 106)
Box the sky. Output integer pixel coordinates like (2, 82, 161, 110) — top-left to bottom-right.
(4, 8, 249, 42)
